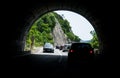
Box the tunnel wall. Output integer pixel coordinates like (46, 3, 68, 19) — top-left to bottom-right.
(5, 0, 118, 62)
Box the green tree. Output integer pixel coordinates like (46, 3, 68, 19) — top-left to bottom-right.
(74, 35, 81, 42)
(90, 30, 99, 48)
(25, 11, 81, 51)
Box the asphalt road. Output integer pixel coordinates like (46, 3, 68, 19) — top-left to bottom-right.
(7, 48, 116, 77)
(9, 48, 69, 77)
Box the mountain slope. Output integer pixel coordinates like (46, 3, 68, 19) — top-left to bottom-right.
(25, 12, 81, 50)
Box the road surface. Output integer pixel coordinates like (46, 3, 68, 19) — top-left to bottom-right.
(10, 47, 70, 77)
(8, 47, 113, 77)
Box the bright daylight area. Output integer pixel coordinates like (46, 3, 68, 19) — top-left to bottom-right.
(54, 10, 94, 41)
(25, 10, 99, 55)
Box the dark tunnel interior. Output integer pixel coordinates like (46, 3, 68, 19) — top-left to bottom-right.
(2, 0, 119, 77)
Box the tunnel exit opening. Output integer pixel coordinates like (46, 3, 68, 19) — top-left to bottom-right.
(23, 10, 100, 57)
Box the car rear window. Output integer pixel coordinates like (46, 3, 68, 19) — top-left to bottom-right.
(71, 43, 92, 49)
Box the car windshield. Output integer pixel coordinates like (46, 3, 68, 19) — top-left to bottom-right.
(44, 43, 53, 48)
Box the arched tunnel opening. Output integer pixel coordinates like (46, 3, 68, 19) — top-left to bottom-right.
(15, 8, 102, 56)
(22, 10, 100, 69)
(6, 1, 119, 77)
(24, 10, 99, 55)
(11, 8, 104, 75)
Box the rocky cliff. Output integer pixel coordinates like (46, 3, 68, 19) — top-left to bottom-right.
(52, 17, 68, 46)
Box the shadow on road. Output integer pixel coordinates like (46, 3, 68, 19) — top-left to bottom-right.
(7, 54, 116, 77)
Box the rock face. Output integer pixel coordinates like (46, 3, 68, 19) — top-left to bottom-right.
(52, 17, 68, 46)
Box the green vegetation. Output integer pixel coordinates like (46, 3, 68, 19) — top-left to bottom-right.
(24, 12, 80, 51)
(90, 30, 99, 49)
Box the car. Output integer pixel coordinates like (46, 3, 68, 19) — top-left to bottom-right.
(56, 45, 60, 49)
(68, 42, 94, 62)
(43, 43, 54, 53)
(59, 45, 64, 50)
(62, 44, 71, 52)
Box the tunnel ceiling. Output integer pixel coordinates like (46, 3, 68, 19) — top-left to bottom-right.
(5, 0, 118, 59)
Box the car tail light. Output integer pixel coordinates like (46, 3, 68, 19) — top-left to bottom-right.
(90, 50, 93, 54)
(69, 49, 74, 52)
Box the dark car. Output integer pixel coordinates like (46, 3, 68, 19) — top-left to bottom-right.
(56, 45, 60, 49)
(43, 43, 54, 53)
(68, 42, 94, 62)
(59, 45, 64, 50)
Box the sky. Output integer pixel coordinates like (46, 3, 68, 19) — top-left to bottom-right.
(54, 10, 94, 41)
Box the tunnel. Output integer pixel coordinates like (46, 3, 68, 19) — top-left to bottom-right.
(3, 0, 119, 77)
